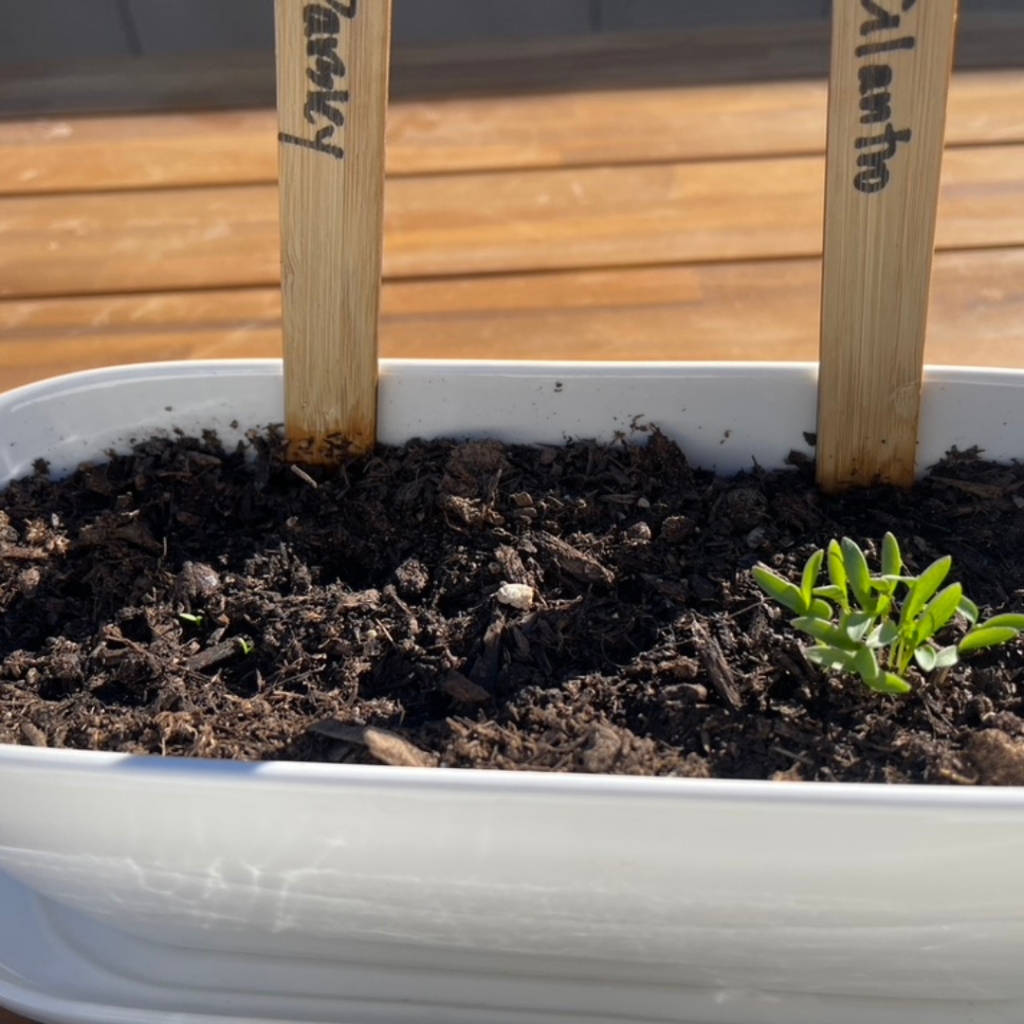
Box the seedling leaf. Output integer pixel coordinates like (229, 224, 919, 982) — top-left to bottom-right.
(852, 645, 881, 686)
(881, 532, 902, 578)
(827, 539, 850, 610)
(959, 626, 1020, 653)
(899, 555, 951, 630)
(805, 645, 856, 671)
(866, 621, 898, 647)
(933, 645, 960, 669)
(911, 582, 963, 648)
(800, 549, 824, 608)
(873, 672, 912, 695)
(914, 645, 936, 672)
(843, 610, 875, 644)
(977, 613, 1024, 632)
(841, 538, 875, 612)
(958, 595, 979, 628)
(792, 616, 859, 650)
(753, 565, 808, 615)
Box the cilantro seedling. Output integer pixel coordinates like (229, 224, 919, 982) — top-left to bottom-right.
(754, 533, 1024, 694)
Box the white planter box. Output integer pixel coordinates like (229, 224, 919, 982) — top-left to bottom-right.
(2, 359, 1024, 1024)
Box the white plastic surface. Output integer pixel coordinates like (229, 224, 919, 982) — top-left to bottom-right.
(3, 360, 1024, 1024)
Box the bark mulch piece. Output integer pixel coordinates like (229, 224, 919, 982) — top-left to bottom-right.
(3, 428, 1024, 784)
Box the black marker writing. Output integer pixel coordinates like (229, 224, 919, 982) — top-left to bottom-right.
(855, 123, 912, 192)
(279, 0, 358, 161)
(860, 0, 901, 35)
(858, 65, 892, 124)
(853, 0, 914, 194)
(856, 36, 915, 57)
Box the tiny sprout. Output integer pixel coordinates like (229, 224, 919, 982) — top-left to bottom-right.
(754, 533, 1024, 694)
(238, 638, 255, 656)
(179, 612, 205, 627)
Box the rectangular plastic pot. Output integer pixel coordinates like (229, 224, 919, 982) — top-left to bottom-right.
(2, 359, 1024, 1024)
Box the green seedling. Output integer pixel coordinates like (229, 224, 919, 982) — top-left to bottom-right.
(179, 612, 205, 627)
(754, 533, 1024, 694)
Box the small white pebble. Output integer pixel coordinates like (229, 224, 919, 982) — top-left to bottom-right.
(496, 582, 535, 610)
(17, 567, 42, 596)
(625, 521, 652, 543)
(1014, 496, 1024, 510)
(637, 497, 651, 509)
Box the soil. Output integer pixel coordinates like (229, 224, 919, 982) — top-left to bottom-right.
(2, 428, 1024, 785)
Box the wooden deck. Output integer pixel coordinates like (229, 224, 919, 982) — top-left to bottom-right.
(1, 16, 1023, 397)
(1, 16, 1024, 1018)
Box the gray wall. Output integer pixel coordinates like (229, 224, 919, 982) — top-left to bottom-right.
(0, 0, 1017, 64)
(0, 0, 136, 63)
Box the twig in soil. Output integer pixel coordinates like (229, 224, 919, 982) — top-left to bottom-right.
(774, 650, 811, 687)
(373, 619, 395, 645)
(917, 689, 955, 736)
(535, 531, 615, 587)
(441, 671, 491, 704)
(770, 745, 814, 768)
(0, 546, 49, 561)
(289, 464, 319, 489)
(929, 476, 1006, 500)
(690, 620, 741, 710)
(309, 720, 437, 768)
(185, 637, 253, 673)
(936, 766, 978, 786)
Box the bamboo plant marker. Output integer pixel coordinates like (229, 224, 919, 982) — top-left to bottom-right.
(817, 0, 958, 492)
(274, 0, 392, 461)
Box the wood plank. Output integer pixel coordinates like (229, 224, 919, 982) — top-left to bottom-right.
(391, 0, 592, 45)
(2, 248, 1022, 393)
(3, 14, 1023, 119)
(385, 69, 1024, 172)
(0, 111, 278, 195)
(381, 145, 1024, 276)
(0, 186, 282, 299)
(3, 69, 1022, 195)
(1, 145, 1023, 299)
(387, 13, 1024, 95)
(599, 0, 829, 32)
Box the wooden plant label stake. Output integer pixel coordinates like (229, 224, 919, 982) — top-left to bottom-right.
(817, 0, 958, 492)
(275, 0, 391, 461)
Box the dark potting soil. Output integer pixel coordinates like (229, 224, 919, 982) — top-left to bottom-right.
(2, 428, 1024, 785)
